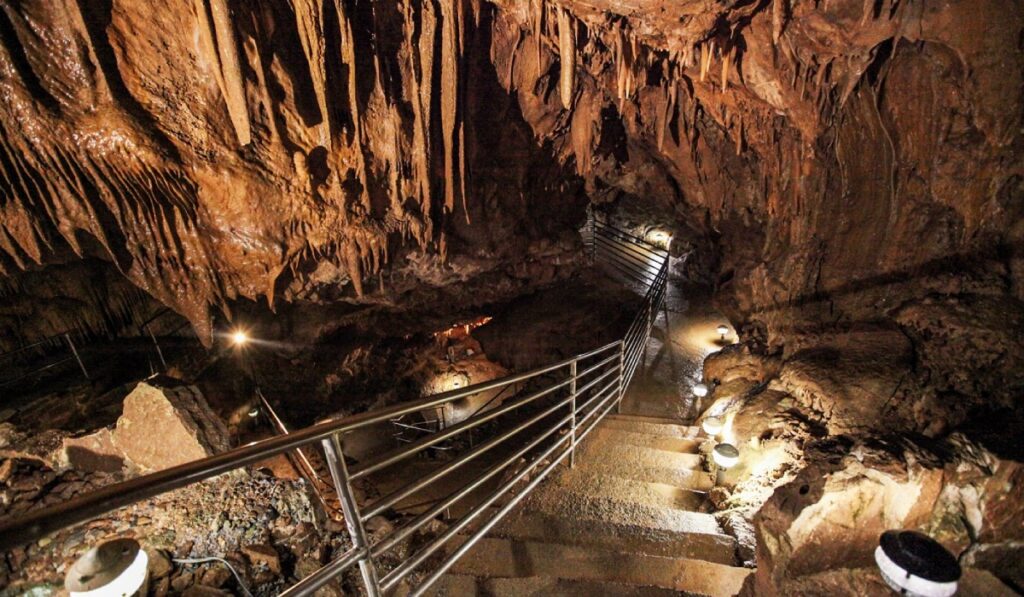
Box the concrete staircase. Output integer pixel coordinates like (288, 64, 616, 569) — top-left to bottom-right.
(436, 413, 751, 596)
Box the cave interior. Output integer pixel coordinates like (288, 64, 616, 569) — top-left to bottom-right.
(0, 0, 1022, 595)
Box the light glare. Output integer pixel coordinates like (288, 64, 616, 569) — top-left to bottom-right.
(231, 330, 249, 346)
(692, 383, 709, 398)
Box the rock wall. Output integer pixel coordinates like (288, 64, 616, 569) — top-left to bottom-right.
(0, 0, 587, 345)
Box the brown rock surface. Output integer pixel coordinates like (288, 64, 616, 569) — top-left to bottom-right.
(111, 380, 229, 473)
(59, 428, 124, 473)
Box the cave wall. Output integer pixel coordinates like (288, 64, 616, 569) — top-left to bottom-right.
(485, 0, 1023, 429)
(0, 0, 586, 346)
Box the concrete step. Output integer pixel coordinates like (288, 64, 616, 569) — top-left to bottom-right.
(427, 574, 691, 596)
(586, 426, 703, 453)
(574, 453, 714, 490)
(493, 501, 736, 563)
(599, 417, 701, 439)
(543, 469, 708, 511)
(577, 440, 704, 472)
(606, 413, 687, 426)
(450, 537, 751, 597)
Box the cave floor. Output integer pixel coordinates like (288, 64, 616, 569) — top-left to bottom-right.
(618, 274, 734, 422)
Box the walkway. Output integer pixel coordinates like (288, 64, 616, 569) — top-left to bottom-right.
(435, 256, 750, 595)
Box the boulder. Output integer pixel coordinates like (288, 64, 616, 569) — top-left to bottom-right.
(774, 327, 913, 433)
(111, 380, 230, 473)
(60, 428, 124, 473)
(751, 439, 945, 595)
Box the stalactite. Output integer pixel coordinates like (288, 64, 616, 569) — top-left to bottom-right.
(721, 44, 732, 92)
(557, 6, 575, 110)
(440, 0, 461, 216)
(532, 0, 544, 66)
(205, 0, 252, 146)
(773, 0, 788, 45)
(291, 0, 330, 145)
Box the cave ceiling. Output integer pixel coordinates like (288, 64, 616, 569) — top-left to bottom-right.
(0, 0, 1020, 346)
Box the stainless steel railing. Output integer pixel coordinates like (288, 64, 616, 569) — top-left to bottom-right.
(0, 213, 670, 597)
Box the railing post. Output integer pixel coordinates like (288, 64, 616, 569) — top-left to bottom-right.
(145, 325, 167, 370)
(321, 433, 381, 597)
(64, 333, 89, 380)
(569, 358, 577, 468)
(617, 341, 625, 413)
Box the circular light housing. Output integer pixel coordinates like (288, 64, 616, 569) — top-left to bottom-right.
(701, 416, 723, 436)
(692, 383, 709, 398)
(66, 538, 149, 597)
(717, 324, 729, 336)
(712, 443, 740, 469)
(875, 530, 960, 597)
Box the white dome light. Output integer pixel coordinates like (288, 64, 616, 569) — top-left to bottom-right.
(701, 416, 723, 436)
(66, 539, 149, 597)
(716, 324, 729, 339)
(692, 383, 709, 398)
(875, 531, 960, 597)
(712, 443, 740, 469)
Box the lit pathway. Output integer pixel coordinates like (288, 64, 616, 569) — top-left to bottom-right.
(619, 272, 735, 422)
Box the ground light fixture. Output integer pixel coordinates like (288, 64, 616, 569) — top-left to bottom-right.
(66, 538, 149, 596)
(692, 383, 709, 398)
(712, 443, 740, 469)
(717, 324, 729, 341)
(701, 416, 724, 437)
(875, 530, 960, 597)
(231, 330, 250, 346)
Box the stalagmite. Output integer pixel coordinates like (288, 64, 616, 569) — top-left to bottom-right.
(557, 6, 575, 110)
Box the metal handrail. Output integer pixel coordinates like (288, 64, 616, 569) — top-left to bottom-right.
(0, 212, 672, 597)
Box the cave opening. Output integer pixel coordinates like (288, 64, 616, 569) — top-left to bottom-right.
(0, 0, 1022, 595)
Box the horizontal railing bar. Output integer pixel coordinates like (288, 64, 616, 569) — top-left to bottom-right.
(0, 334, 72, 361)
(380, 419, 578, 591)
(593, 220, 665, 255)
(280, 545, 364, 597)
(573, 353, 619, 383)
(370, 410, 574, 558)
(594, 234, 663, 265)
(351, 375, 572, 480)
(593, 233, 656, 266)
(573, 364, 618, 399)
(595, 238, 660, 274)
(597, 252, 655, 286)
(0, 356, 76, 388)
(595, 246, 660, 283)
(359, 385, 577, 521)
(0, 340, 623, 550)
(410, 377, 625, 596)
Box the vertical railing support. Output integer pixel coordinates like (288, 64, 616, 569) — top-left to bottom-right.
(322, 433, 382, 597)
(617, 341, 625, 413)
(145, 325, 168, 370)
(568, 359, 578, 468)
(64, 333, 89, 380)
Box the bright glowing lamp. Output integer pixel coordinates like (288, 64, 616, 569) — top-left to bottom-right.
(712, 443, 740, 469)
(692, 383, 709, 398)
(701, 416, 723, 436)
(717, 324, 729, 340)
(248, 407, 260, 418)
(231, 330, 249, 346)
(66, 538, 149, 597)
(875, 530, 960, 597)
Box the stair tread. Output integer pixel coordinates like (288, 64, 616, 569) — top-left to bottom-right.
(540, 468, 708, 511)
(494, 504, 737, 563)
(577, 440, 704, 471)
(586, 426, 703, 453)
(429, 574, 696, 597)
(606, 413, 690, 425)
(451, 537, 751, 597)
(599, 417, 701, 438)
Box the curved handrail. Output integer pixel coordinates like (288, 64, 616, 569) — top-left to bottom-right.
(0, 214, 672, 597)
